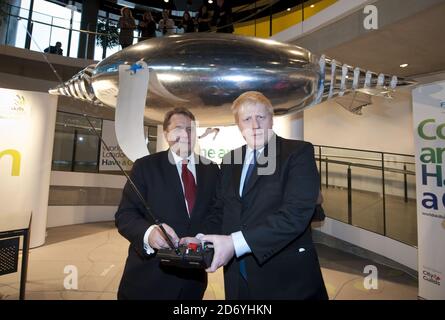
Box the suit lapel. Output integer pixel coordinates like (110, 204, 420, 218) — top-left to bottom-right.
(190, 154, 204, 219)
(231, 145, 246, 200)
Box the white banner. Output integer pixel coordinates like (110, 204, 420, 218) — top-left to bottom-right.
(115, 62, 150, 162)
(413, 81, 445, 300)
(99, 119, 148, 171)
(196, 114, 303, 164)
(0, 88, 57, 247)
(197, 125, 245, 164)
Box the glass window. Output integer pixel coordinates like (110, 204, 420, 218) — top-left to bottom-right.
(52, 112, 159, 173)
(52, 112, 102, 172)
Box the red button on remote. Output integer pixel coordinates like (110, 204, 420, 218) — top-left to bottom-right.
(187, 243, 198, 251)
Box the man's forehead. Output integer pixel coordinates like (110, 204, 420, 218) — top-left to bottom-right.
(168, 114, 195, 128)
(170, 114, 191, 122)
(239, 102, 269, 114)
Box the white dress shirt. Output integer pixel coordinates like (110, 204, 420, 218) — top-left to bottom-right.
(143, 150, 197, 255)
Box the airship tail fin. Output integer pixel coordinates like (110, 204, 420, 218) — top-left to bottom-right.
(48, 63, 188, 105)
(314, 55, 416, 113)
(334, 92, 372, 115)
(48, 64, 100, 104)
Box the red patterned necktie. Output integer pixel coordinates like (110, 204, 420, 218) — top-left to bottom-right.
(181, 160, 196, 216)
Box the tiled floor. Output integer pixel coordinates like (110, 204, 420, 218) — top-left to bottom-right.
(316, 242, 418, 299)
(0, 221, 418, 300)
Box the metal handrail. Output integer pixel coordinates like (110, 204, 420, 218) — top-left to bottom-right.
(2, 0, 325, 51)
(6, 3, 81, 22)
(315, 154, 415, 166)
(314, 144, 415, 158)
(316, 157, 415, 175)
(6, 12, 122, 37)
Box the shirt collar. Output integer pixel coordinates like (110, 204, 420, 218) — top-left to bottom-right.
(170, 149, 194, 165)
(246, 146, 264, 158)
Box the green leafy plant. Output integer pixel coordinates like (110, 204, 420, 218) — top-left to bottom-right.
(96, 18, 119, 50)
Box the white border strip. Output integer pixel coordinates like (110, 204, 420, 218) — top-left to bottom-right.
(47, 206, 118, 228)
(50, 171, 126, 188)
(314, 217, 418, 270)
(272, 0, 375, 42)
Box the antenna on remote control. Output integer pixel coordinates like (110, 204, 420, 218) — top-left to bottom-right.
(84, 116, 180, 255)
(23, 26, 180, 255)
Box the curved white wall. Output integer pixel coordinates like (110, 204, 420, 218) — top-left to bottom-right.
(314, 217, 418, 270)
(0, 89, 57, 248)
(304, 91, 414, 154)
(273, 112, 304, 140)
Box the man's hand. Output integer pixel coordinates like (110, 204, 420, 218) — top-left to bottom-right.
(148, 223, 179, 249)
(201, 235, 235, 273)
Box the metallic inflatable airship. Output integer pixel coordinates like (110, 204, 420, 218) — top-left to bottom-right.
(49, 33, 414, 125)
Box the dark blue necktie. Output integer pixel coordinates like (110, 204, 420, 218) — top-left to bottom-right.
(239, 258, 248, 281)
(242, 149, 257, 197)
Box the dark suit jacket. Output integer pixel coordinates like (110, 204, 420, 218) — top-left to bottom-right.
(206, 135, 328, 300)
(115, 150, 219, 300)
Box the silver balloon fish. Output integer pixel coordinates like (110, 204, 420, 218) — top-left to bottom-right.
(49, 33, 415, 125)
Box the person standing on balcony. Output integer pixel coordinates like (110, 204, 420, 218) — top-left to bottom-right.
(138, 11, 157, 41)
(196, 4, 211, 32)
(119, 7, 136, 49)
(180, 11, 195, 33)
(159, 9, 175, 36)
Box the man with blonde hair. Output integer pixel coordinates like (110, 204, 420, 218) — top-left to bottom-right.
(197, 91, 328, 299)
